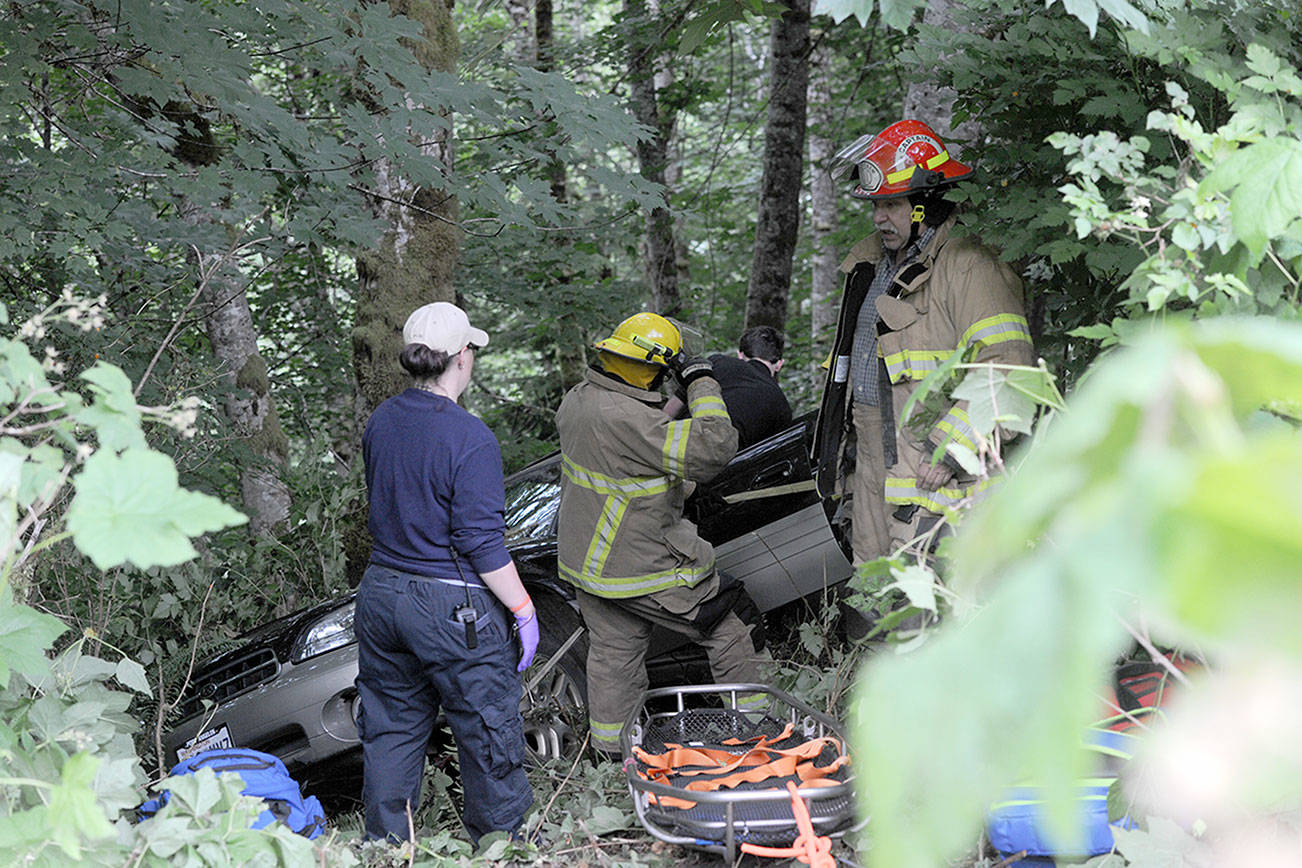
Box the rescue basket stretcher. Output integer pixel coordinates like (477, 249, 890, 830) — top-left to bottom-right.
(620, 683, 860, 863)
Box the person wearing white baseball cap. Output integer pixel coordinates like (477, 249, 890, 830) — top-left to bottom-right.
(355, 300, 537, 845)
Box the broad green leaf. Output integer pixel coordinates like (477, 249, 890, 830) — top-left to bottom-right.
(885, 563, 937, 613)
(1202, 138, 1302, 260)
(1192, 318, 1302, 417)
(0, 806, 48, 854)
(66, 448, 246, 570)
(1096, 0, 1151, 34)
(0, 338, 50, 406)
(0, 583, 67, 688)
(586, 804, 634, 835)
(114, 657, 152, 696)
(852, 558, 1128, 867)
(1058, 0, 1099, 37)
(47, 752, 115, 857)
(76, 363, 146, 453)
(54, 650, 117, 687)
(814, 0, 920, 28)
(951, 366, 1039, 437)
(1156, 433, 1302, 653)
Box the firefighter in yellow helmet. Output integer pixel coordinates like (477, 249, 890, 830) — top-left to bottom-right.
(812, 119, 1034, 562)
(555, 312, 769, 756)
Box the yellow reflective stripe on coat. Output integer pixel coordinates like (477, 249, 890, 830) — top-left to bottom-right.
(558, 559, 714, 598)
(581, 494, 629, 581)
(561, 456, 672, 498)
(882, 348, 953, 383)
(562, 456, 680, 588)
(689, 393, 729, 419)
(662, 419, 691, 476)
(935, 405, 977, 452)
(884, 474, 1003, 514)
(960, 313, 1032, 351)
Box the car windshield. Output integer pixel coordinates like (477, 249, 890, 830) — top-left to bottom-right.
(504, 460, 561, 545)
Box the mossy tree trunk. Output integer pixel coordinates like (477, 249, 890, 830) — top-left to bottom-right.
(352, 0, 462, 419)
(195, 257, 292, 535)
(168, 102, 292, 537)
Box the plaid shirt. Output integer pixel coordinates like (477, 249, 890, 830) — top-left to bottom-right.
(849, 226, 936, 406)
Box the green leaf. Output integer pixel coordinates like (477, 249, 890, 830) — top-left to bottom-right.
(47, 753, 115, 858)
(951, 366, 1039, 437)
(0, 806, 49, 855)
(814, 0, 920, 29)
(66, 448, 246, 570)
(1202, 138, 1302, 260)
(76, 363, 146, 453)
(1058, 0, 1099, 38)
(852, 559, 1128, 867)
(0, 583, 67, 688)
(114, 657, 152, 696)
(586, 804, 634, 835)
(885, 563, 937, 613)
(1156, 432, 1302, 653)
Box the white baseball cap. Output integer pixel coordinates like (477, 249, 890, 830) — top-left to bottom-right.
(402, 302, 490, 354)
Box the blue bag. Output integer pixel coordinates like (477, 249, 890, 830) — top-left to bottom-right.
(138, 748, 326, 839)
(986, 728, 1139, 860)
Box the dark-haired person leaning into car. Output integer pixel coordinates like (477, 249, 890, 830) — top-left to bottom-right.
(355, 301, 538, 845)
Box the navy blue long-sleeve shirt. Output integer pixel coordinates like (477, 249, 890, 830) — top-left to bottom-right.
(363, 389, 512, 579)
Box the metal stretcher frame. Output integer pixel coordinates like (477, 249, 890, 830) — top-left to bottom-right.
(620, 683, 862, 864)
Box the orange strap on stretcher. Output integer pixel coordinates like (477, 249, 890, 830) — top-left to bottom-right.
(740, 781, 837, 868)
(634, 732, 849, 810)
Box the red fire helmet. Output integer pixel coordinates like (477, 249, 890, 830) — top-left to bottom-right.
(831, 119, 973, 200)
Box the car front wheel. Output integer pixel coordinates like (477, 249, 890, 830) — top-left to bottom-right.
(519, 593, 589, 765)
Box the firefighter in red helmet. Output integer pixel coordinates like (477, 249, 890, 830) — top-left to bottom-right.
(812, 119, 1034, 566)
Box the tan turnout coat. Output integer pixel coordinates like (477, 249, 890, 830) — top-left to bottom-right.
(873, 216, 1035, 517)
(555, 368, 737, 598)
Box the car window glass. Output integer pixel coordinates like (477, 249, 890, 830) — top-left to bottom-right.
(504, 462, 561, 544)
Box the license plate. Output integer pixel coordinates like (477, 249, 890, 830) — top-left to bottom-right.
(178, 724, 233, 761)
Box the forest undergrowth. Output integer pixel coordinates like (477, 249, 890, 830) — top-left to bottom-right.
(319, 593, 881, 868)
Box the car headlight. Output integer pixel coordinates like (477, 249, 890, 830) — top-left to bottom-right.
(291, 601, 356, 663)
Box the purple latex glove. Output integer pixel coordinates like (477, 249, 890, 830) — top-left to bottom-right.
(514, 610, 539, 672)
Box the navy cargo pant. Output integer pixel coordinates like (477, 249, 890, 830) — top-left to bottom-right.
(355, 565, 533, 844)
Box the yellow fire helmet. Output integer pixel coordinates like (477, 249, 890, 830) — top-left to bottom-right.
(594, 312, 682, 389)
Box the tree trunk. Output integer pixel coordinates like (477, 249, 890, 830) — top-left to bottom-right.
(352, 0, 461, 418)
(166, 102, 292, 536)
(902, 0, 981, 155)
(807, 31, 839, 363)
(195, 259, 292, 535)
(504, 0, 532, 62)
(745, 0, 811, 332)
(626, 0, 681, 316)
(537, 0, 567, 204)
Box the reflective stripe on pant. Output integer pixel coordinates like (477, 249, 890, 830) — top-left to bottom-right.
(576, 572, 770, 752)
(851, 401, 891, 563)
(354, 565, 533, 844)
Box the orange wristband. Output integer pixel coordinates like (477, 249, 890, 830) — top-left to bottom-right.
(509, 596, 533, 614)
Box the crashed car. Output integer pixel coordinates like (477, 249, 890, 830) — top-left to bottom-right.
(164, 412, 854, 784)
